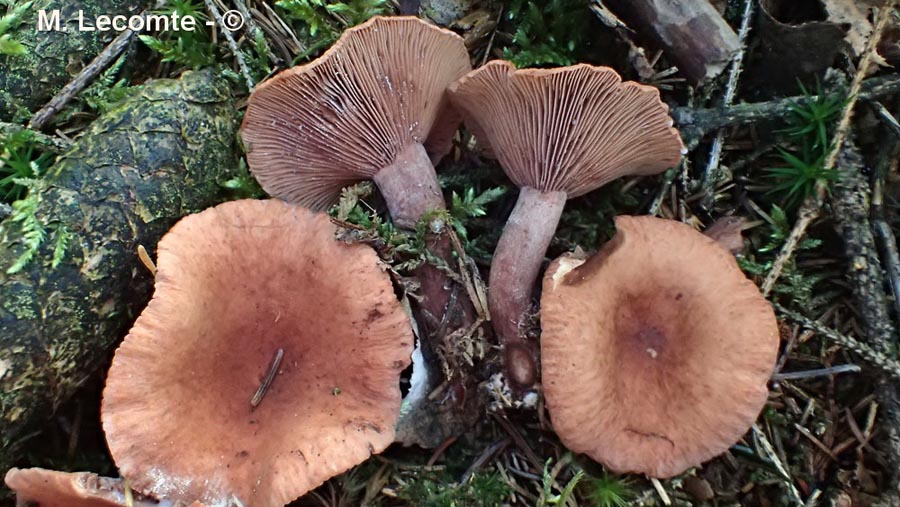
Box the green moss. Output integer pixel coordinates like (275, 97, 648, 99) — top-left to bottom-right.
(0, 0, 146, 119)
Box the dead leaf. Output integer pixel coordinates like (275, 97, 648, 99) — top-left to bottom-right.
(821, 0, 874, 55)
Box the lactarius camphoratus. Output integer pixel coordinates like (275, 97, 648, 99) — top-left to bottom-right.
(448, 61, 685, 387)
(240, 15, 469, 228)
(101, 199, 412, 507)
(241, 15, 480, 448)
(541, 216, 779, 477)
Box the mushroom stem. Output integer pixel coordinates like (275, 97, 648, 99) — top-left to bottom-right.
(489, 186, 567, 387)
(373, 143, 446, 229)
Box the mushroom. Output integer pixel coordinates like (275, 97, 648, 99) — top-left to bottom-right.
(540, 216, 779, 477)
(241, 15, 478, 447)
(4, 468, 160, 507)
(447, 61, 684, 386)
(240, 15, 471, 227)
(101, 199, 413, 507)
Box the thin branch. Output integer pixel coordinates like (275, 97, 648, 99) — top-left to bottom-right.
(205, 0, 255, 89)
(29, 15, 142, 131)
(700, 0, 754, 209)
(773, 303, 900, 382)
(761, 2, 897, 296)
(829, 143, 897, 354)
(752, 424, 805, 506)
(871, 101, 900, 140)
(773, 364, 860, 381)
(672, 73, 900, 150)
(872, 138, 900, 322)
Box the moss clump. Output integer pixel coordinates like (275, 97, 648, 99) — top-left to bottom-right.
(0, 0, 146, 120)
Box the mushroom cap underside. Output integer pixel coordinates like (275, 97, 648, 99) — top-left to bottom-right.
(448, 61, 684, 197)
(241, 16, 471, 210)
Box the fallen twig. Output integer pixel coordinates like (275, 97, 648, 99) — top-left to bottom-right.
(773, 364, 861, 381)
(700, 0, 754, 209)
(753, 424, 805, 506)
(829, 143, 897, 354)
(871, 101, 900, 140)
(761, 2, 897, 296)
(205, 0, 255, 89)
(872, 102, 900, 324)
(30, 15, 142, 131)
(773, 304, 900, 382)
(672, 74, 900, 150)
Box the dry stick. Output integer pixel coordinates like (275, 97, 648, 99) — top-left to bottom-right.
(773, 364, 861, 381)
(671, 74, 900, 150)
(250, 348, 284, 408)
(761, 2, 897, 297)
(204, 0, 255, 90)
(752, 424, 805, 506)
(872, 101, 900, 322)
(29, 20, 141, 131)
(0, 121, 71, 153)
(773, 303, 900, 382)
(871, 101, 900, 139)
(699, 0, 754, 209)
(230, 0, 274, 66)
(232, 0, 262, 38)
(873, 174, 900, 321)
(831, 143, 898, 355)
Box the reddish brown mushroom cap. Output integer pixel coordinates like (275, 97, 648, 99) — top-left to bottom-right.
(102, 199, 413, 507)
(447, 60, 684, 197)
(4, 468, 159, 507)
(241, 16, 471, 210)
(541, 216, 779, 477)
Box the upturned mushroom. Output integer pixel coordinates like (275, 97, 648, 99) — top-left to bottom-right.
(448, 61, 684, 386)
(4, 468, 160, 507)
(241, 15, 470, 227)
(101, 199, 413, 507)
(540, 216, 779, 477)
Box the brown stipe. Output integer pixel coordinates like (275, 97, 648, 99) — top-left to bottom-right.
(250, 348, 284, 409)
(448, 61, 684, 388)
(241, 16, 471, 219)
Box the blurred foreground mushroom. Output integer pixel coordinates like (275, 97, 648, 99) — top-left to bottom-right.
(448, 61, 684, 387)
(541, 216, 779, 477)
(4, 468, 159, 507)
(102, 199, 412, 507)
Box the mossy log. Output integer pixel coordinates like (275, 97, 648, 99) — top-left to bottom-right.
(0, 70, 239, 469)
(0, 0, 145, 120)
